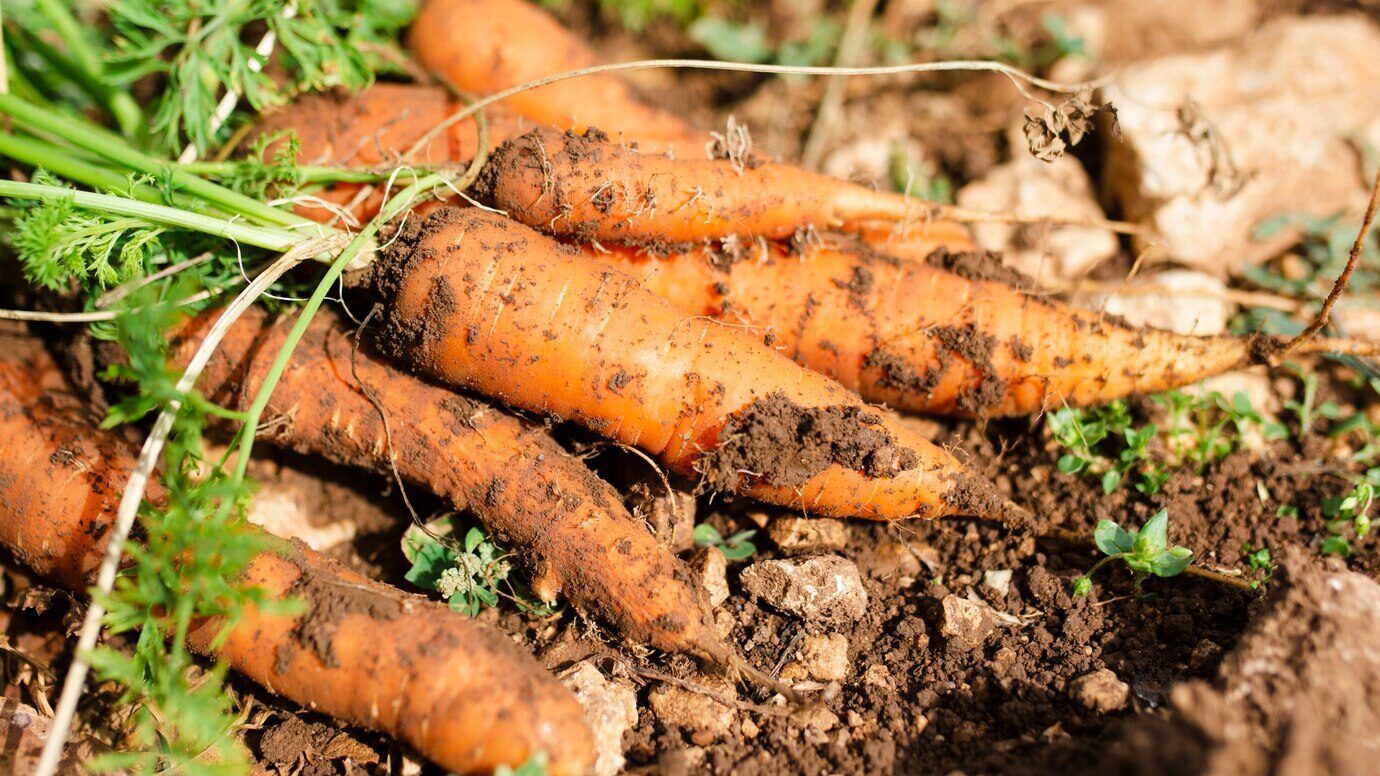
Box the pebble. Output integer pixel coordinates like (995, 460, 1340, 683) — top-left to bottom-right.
(940, 595, 997, 650)
(982, 569, 1014, 597)
(648, 682, 738, 740)
(739, 555, 869, 623)
(561, 662, 638, 776)
(1069, 668, 1131, 713)
(688, 546, 730, 607)
(766, 517, 851, 555)
(782, 633, 851, 682)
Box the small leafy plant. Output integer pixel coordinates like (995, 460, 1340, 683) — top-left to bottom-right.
(1072, 509, 1194, 596)
(1318, 467, 1380, 558)
(403, 516, 552, 617)
(692, 523, 758, 561)
(1050, 389, 1287, 496)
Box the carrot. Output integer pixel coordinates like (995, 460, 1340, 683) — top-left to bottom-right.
(407, 0, 709, 156)
(169, 306, 733, 666)
(482, 126, 959, 244)
(252, 83, 527, 222)
(369, 206, 1024, 523)
(579, 238, 1380, 416)
(0, 343, 594, 775)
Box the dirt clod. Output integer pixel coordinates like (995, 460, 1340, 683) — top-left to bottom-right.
(939, 595, 998, 650)
(738, 555, 869, 623)
(699, 392, 919, 491)
(688, 547, 730, 608)
(766, 516, 851, 555)
(1069, 668, 1131, 713)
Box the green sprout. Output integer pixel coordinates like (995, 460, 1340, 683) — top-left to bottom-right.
(692, 523, 758, 561)
(1071, 509, 1194, 596)
(403, 516, 552, 617)
(1319, 467, 1380, 558)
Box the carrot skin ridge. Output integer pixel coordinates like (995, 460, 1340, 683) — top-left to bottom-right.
(170, 307, 731, 665)
(0, 345, 595, 775)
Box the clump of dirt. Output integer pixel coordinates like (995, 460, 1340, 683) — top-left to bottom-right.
(1096, 548, 1380, 775)
(250, 710, 385, 775)
(924, 246, 1038, 291)
(698, 392, 919, 490)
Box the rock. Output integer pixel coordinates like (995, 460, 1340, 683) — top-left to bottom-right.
(0, 699, 104, 772)
(648, 681, 737, 740)
(1069, 668, 1131, 713)
(739, 555, 869, 623)
(982, 569, 1014, 597)
(1083, 270, 1234, 336)
(562, 662, 638, 776)
(794, 705, 840, 732)
(1192, 371, 1280, 416)
(1103, 17, 1380, 275)
(956, 151, 1118, 282)
(766, 517, 851, 555)
(940, 595, 997, 650)
(688, 547, 730, 608)
(862, 663, 894, 690)
(782, 633, 851, 682)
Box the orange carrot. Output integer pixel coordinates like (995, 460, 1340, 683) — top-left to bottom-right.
(370, 206, 1023, 523)
(408, 0, 709, 156)
(0, 342, 594, 775)
(580, 238, 1380, 416)
(253, 83, 526, 222)
(483, 126, 957, 244)
(170, 306, 732, 665)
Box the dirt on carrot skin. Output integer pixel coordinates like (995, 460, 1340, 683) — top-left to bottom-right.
(697, 391, 920, 491)
(923, 246, 1039, 292)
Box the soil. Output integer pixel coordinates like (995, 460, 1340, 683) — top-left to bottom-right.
(5, 2, 1380, 774)
(698, 392, 920, 490)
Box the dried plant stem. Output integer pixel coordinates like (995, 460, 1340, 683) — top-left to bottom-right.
(1278, 171, 1380, 359)
(800, 0, 881, 170)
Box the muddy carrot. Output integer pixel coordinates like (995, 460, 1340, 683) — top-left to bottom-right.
(482, 126, 957, 244)
(0, 344, 594, 775)
(407, 0, 709, 156)
(252, 83, 526, 222)
(368, 206, 1023, 523)
(580, 238, 1380, 416)
(169, 306, 732, 666)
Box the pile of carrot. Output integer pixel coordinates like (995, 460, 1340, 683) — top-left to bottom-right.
(7, 0, 1379, 770)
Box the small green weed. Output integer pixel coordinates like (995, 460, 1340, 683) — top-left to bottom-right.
(692, 523, 757, 560)
(1071, 509, 1194, 596)
(1242, 544, 1275, 582)
(1049, 389, 1286, 495)
(1318, 468, 1380, 558)
(403, 516, 553, 617)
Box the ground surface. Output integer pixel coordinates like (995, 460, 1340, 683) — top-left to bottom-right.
(5, 0, 1380, 774)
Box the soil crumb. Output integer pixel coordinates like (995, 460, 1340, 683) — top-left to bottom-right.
(699, 392, 919, 490)
(925, 246, 1037, 291)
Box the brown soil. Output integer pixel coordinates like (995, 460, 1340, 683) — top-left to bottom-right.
(697, 392, 920, 490)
